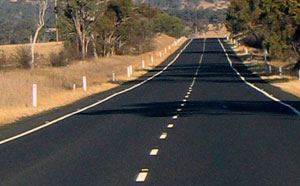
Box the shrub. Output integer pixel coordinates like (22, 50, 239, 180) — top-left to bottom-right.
(14, 47, 31, 68)
(0, 49, 6, 67)
(50, 51, 69, 67)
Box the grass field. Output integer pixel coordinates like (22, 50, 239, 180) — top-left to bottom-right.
(0, 42, 63, 67)
(0, 34, 186, 125)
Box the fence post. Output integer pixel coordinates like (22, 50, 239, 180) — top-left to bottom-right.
(32, 84, 37, 107)
(82, 76, 87, 91)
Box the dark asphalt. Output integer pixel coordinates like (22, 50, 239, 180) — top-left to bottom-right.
(0, 38, 299, 186)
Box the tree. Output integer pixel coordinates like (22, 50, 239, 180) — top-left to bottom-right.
(226, 0, 300, 64)
(30, 0, 49, 69)
(59, 0, 106, 59)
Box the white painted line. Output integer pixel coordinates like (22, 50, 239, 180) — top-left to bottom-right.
(183, 99, 187, 102)
(187, 92, 191, 95)
(150, 148, 159, 156)
(172, 115, 178, 119)
(218, 39, 300, 117)
(185, 95, 189, 98)
(160, 132, 168, 139)
(136, 169, 149, 182)
(0, 39, 194, 146)
(177, 108, 182, 112)
(181, 103, 185, 107)
(167, 123, 174, 128)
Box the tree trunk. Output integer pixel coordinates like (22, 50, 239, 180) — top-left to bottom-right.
(91, 34, 98, 58)
(30, 26, 42, 69)
(30, 0, 48, 69)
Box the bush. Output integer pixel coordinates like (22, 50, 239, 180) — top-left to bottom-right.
(0, 49, 6, 67)
(14, 47, 31, 68)
(50, 51, 69, 67)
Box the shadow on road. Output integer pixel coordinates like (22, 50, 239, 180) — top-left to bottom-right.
(78, 100, 297, 118)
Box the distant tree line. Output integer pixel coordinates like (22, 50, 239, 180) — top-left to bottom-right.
(57, 0, 185, 59)
(226, 0, 300, 67)
(166, 7, 227, 34)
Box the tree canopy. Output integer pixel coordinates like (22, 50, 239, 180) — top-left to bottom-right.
(226, 0, 300, 62)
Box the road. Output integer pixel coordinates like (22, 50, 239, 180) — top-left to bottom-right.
(0, 38, 299, 186)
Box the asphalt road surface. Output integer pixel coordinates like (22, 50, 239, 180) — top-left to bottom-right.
(0, 38, 299, 186)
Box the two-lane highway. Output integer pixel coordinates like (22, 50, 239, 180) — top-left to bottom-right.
(0, 38, 299, 186)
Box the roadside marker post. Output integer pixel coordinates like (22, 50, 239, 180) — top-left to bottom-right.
(127, 67, 131, 78)
(159, 51, 162, 58)
(142, 60, 145, 69)
(279, 67, 282, 76)
(32, 84, 37, 107)
(130, 65, 133, 75)
(151, 55, 154, 65)
(112, 72, 115, 82)
(299, 70, 300, 82)
(82, 76, 87, 91)
(165, 48, 167, 54)
(269, 65, 272, 74)
(168, 45, 171, 50)
(72, 84, 76, 91)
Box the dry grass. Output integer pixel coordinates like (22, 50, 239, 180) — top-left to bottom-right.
(0, 34, 186, 125)
(0, 42, 63, 58)
(230, 40, 300, 99)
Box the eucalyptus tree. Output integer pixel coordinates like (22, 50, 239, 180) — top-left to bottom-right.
(59, 0, 106, 59)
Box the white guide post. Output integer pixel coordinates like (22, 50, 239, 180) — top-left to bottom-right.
(142, 60, 145, 69)
(130, 65, 133, 75)
(159, 51, 162, 58)
(32, 84, 37, 107)
(168, 45, 171, 50)
(82, 76, 87, 91)
(164, 48, 167, 54)
(299, 70, 300, 82)
(127, 67, 131, 78)
(73, 84, 76, 91)
(112, 72, 115, 82)
(279, 67, 282, 76)
(151, 55, 154, 65)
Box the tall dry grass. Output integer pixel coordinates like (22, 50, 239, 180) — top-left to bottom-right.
(0, 34, 186, 125)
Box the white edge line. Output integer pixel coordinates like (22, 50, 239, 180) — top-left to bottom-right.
(218, 39, 300, 117)
(0, 39, 194, 145)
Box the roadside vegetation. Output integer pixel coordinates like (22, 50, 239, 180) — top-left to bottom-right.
(226, 0, 300, 68)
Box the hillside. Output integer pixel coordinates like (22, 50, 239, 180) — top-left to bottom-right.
(133, 0, 230, 10)
(0, 0, 55, 44)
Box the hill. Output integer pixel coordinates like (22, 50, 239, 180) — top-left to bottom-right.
(133, 0, 230, 10)
(0, 0, 55, 44)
